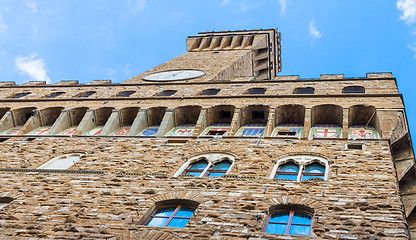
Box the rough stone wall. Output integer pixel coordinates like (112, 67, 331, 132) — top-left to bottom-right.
(0, 138, 409, 239)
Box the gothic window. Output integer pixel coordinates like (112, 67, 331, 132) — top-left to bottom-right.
(293, 87, 314, 94)
(264, 209, 312, 235)
(342, 86, 365, 94)
(271, 155, 328, 181)
(175, 153, 235, 178)
(200, 89, 220, 95)
(245, 88, 266, 94)
(144, 205, 196, 228)
(116, 90, 135, 97)
(158, 90, 177, 96)
(275, 162, 300, 180)
(37, 153, 85, 170)
(301, 163, 325, 180)
(76, 91, 96, 98)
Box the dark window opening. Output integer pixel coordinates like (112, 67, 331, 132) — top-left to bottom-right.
(343, 86, 365, 94)
(252, 111, 265, 120)
(347, 144, 363, 150)
(293, 87, 314, 94)
(207, 130, 227, 136)
(200, 89, 220, 96)
(219, 110, 231, 120)
(158, 90, 177, 96)
(116, 91, 135, 97)
(278, 131, 297, 136)
(11, 92, 31, 98)
(45, 92, 65, 98)
(77, 91, 96, 98)
(246, 88, 266, 95)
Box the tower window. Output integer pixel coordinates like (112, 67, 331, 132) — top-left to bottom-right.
(219, 110, 231, 121)
(10, 92, 31, 98)
(342, 86, 365, 94)
(184, 160, 231, 177)
(158, 90, 177, 96)
(145, 205, 196, 228)
(245, 88, 266, 94)
(200, 89, 220, 95)
(271, 155, 328, 181)
(76, 91, 96, 98)
(116, 90, 135, 97)
(293, 87, 314, 94)
(264, 210, 312, 235)
(44, 91, 65, 98)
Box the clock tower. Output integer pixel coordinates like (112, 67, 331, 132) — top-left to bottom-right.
(125, 29, 281, 83)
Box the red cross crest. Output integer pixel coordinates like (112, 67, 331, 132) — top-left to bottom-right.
(314, 128, 338, 138)
(115, 128, 130, 136)
(63, 128, 76, 135)
(34, 127, 51, 135)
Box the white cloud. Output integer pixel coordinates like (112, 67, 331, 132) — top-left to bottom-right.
(127, 0, 146, 13)
(397, 0, 416, 24)
(26, 1, 38, 13)
(239, 3, 251, 12)
(309, 20, 323, 39)
(0, 14, 8, 33)
(15, 53, 51, 83)
(221, 0, 231, 7)
(278, 0, 287, 16)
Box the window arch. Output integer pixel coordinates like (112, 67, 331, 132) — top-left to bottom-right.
(293, 87, 314, 94)
(245, 88, 266, 94)
(37, 153, 86, 170)
(270, 155, 329, 181)
(264, 208, 313, 235)
(145, 205, 196, 228)
(342, 86, 365, 94)
(174, 153, 235, 177)
(141, 199, 199, 228)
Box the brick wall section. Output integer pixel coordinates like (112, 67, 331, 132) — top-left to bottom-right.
(0, 137, 409, 239)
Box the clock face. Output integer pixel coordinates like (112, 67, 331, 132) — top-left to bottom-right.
(143, 70, 205, 82)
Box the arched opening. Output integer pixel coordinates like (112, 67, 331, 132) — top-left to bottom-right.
(272, 105, 305, 138)
(158, 90, 177, 96)
(175, 153, 236, 177)
(111, 107, 140, 136)
(58, 107, 89, 135)
(293, 87, 314, 94)
(165, 106, 201, 137)
(270, 155, 329, 181)
(43, 91, 65, 98)
(85, 107, 114, 136)
(348, 105, 379, 139)
(27, 107, 64, 135)
(0, 107, 10, 120)
(245, 88, 266, 94)
(310, 104, 343, 139)
(9, 92, 31, 98)
(236, 105, 269, 137)
(0, 107, 36, 135)
(138, 107, 167, 136)
(200, 89, 220, 96)
(200, 105, 235, 137)
(116, 90, 135, 97)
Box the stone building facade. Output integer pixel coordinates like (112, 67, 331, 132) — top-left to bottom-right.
(0, 29, 415, 239)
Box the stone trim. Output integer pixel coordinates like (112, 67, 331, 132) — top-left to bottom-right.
(150, 191, 203, 204)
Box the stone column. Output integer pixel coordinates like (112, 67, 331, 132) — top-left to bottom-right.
(155, 109, 175, 138)
(303, 108, 311, 139)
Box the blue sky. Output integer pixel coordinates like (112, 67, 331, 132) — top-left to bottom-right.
(1, 0, 416, 143)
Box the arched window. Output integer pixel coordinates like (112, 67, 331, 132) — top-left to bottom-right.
(158, 90, 177, 96)
(200, 89, 220, 95)
(293, 87, 314, 94)
(44, 91, 65, 98)
(76, 91, 96, 98)
(116, 90, 135, 97)
(271, 155, 329, 181)
(301, 163, 325, 181)
(342, 86, 365, 94)
(275, 162, 299, 180)
(184, 160, 208, 177)
(245, 88, 266, 94)
(144, 205, 196, 228)
(264, 209, 312, 235)
(10, 92, 31, 98)
(175, 153, 235, 178)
